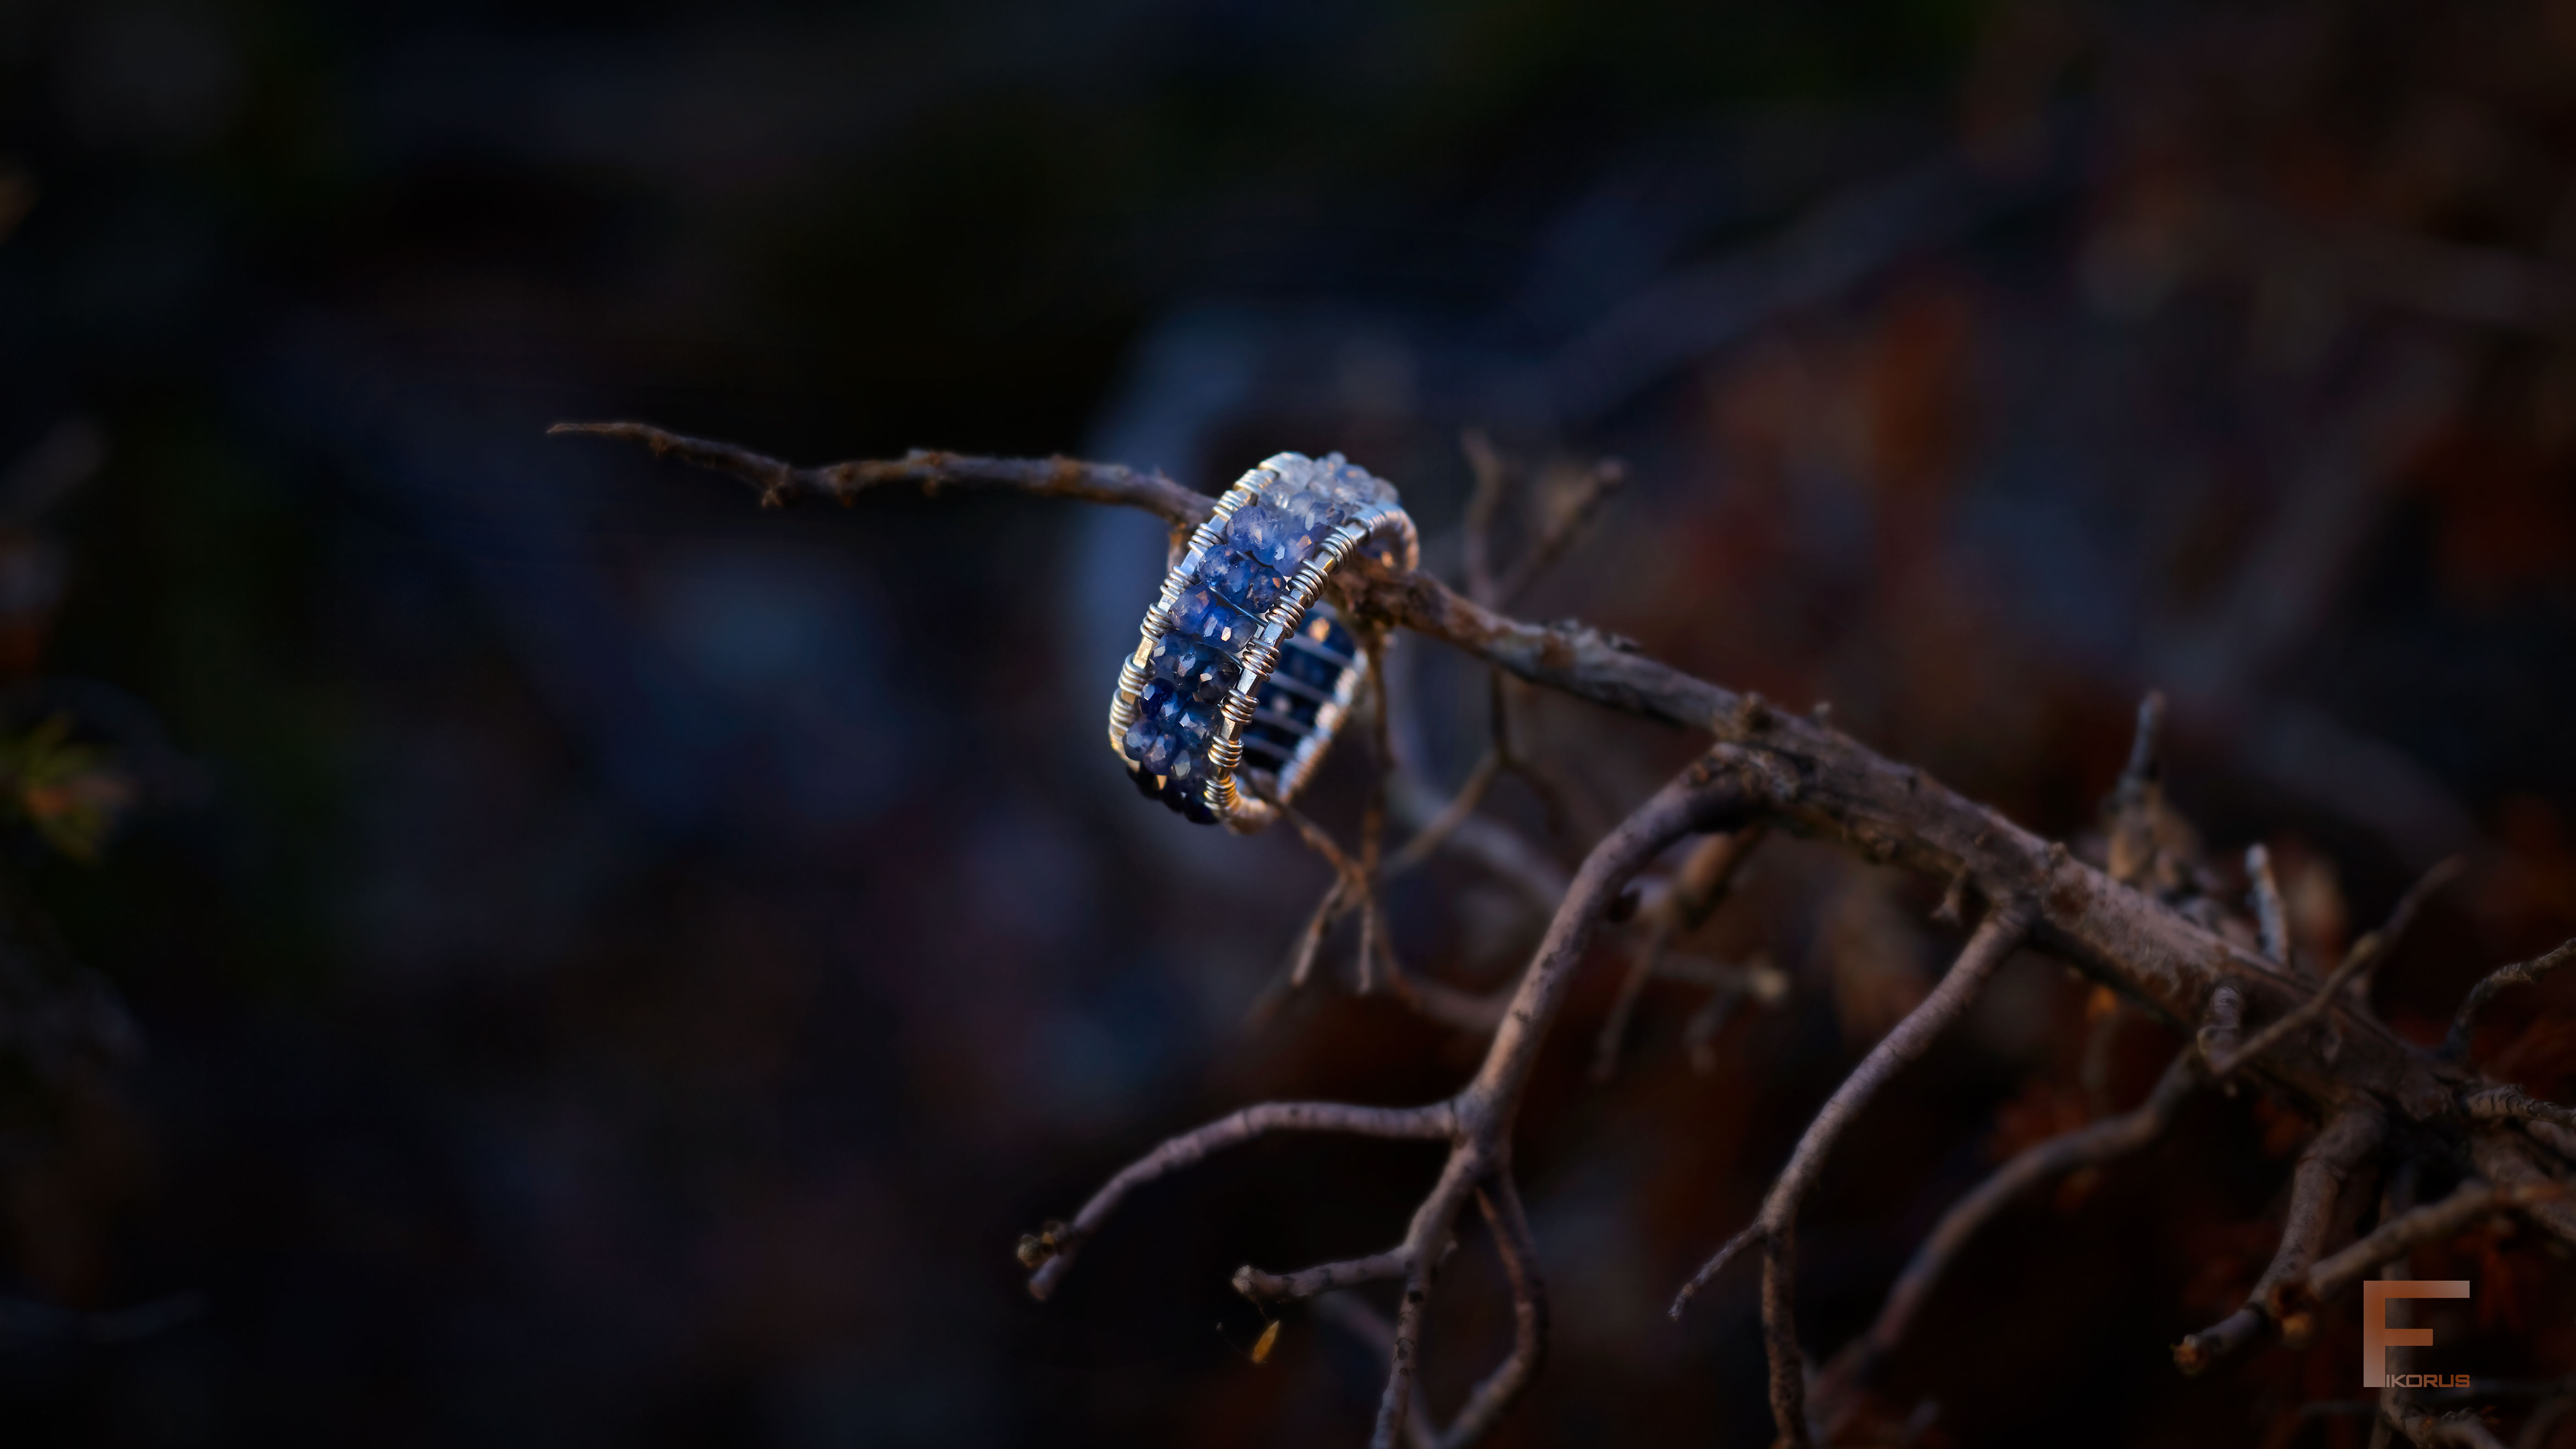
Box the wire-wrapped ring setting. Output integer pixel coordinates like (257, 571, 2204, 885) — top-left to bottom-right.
(1107, 453, 1418, 833)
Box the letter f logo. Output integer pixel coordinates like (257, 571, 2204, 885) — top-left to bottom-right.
(2363, 1280, 2470, 1388)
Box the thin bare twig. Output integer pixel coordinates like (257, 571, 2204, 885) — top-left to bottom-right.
(2105, 691, 2185, 893)
(2248, 844, 2290, 967)
(2284, 1177, 2566, 1334)
(1287, 876, 1351, 993)
(1812, 1049, 2200, 1431)
(1309, 1293, 1438, 1449)
(1023, 1100, 1455, 1299)
(2442, 938, 2576, 1061)
(1432, 1177, 1549, 1449)
(1670, 902, 2034, 1447)
(2173, 1101, 2386, 1373)
(1492, 459, 1627, 606)
(1023, 751, 1746, 1447)
(2204, 857, 2462, 1080)
(2470, 1133, 2576, 1251)
(1386, 750, 1505, 876)
(1234, 1245, 1418, 1303)
(549, 420, 1212, 533)
(2462, 1086, 2576, 1135)
(1592, 825, 1767, 1081)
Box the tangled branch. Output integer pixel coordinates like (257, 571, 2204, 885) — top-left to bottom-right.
(561, 422, 2576, 1449)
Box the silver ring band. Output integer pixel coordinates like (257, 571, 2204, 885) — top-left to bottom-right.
(1108, 452, 1419, 833)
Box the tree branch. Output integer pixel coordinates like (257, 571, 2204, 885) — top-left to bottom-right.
(1234, 1245, 1420, 1304)
(2174, 1100, 2386, 1373)
(1431, 1178, 1548, 1449)
(2283, 1177, 2565, 1337)
(1670, 902, 2033, 1447)
(2204, 857, 2461, 1082)
(2247, 843, 2291, 967)
(1811, 1049, 2201, 1431)
(548, 420, 1213, 528)
(2461, 1087, 2576, 1135)
(1593, 824, 1766, 1081)
(1023, 1099, 1455, 1299)
(2442, 938, 2576, 1061)
(561, 421, 2560, 1444)
(2469, 1133, 2576, 1250)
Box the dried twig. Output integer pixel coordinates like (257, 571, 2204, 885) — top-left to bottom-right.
(2470, 1133, 2576, 1251)
(1234, 1245, 1420, 1304)
(2173, 1101, 2386, 1374)
(1435, 1178, 1548, 1449)
(1592, 825, 1766, 1081)
(1021, 754, 1745, 1449)
(2105, 692, 2185, 893)
(2282, 1177, 2566, 1337)
(1023, 1100, 1456, 1299)
(1386, 751, 1506, 877)
(1669, 902, 2033, 1447)
(2203, 857, 2462, 1081)
(2462, 1086, 2576, 1135)
(2248, 844, 2290, 967)
(2442, 938, 2576, 1061)
(1811, 1049, 2200, 1432)
(1492, 459, 1626, 606)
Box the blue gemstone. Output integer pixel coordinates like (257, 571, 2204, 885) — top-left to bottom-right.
(1200, 549, 1285, 616)
(1169, 583, 1259, 653)
(1225, 503, 1286, 551)
(1148, 633, 1240, 703)
(1167, 700, 1215, 750)
(1123, 718, 1178, 774)
(1271, 488, 1349, 533)
(1225, 504, 1313, 572)
(1138, 677, 1178, 721)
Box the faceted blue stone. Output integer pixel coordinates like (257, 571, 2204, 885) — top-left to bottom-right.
(1271, 488, 1349, 533)
(1225, 503, 1287, 553)
(1166, 700, 1215, 750)
(1123, 718, 1179, 774)
(1138, 677, 1178, 722)
(1168, 583, 1260, 653)
(1199, 548, 1285, 616)
(1225, 504, 1315, 573)
(1148, 633, 1240, 703)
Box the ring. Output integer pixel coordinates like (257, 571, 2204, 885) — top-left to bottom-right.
(1108, 452, 1419, 832)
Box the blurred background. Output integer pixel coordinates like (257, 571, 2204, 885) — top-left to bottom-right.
(2, 0, 2575, 1444)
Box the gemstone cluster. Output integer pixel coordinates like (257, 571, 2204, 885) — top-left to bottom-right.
(1121, 454, 1393, 823)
